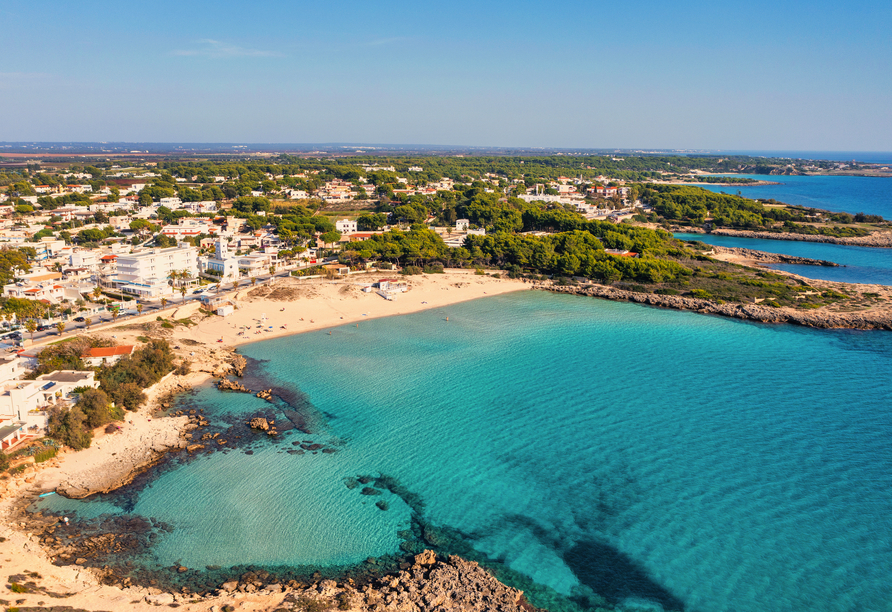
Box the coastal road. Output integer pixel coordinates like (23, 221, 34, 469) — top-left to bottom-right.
(19, 269, 301, 345)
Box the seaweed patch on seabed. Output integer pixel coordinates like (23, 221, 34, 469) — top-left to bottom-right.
(225, 354, 326, 434)
(340, 474, 685, 612)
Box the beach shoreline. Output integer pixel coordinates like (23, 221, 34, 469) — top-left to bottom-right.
(0, 270, 535, 611)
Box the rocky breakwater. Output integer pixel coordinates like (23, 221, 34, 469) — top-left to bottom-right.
(710, 228, 892, 247)
(542, 283, 892, 330)
(55, 412, 193, 499)
(710, 245, 840, 266)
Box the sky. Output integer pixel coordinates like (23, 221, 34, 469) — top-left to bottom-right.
(1, 0, 890, 150)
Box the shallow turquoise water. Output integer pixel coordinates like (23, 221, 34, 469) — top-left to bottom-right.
(40, 293, 892, 612)
(673, 232, 892, 285)
(695, 174, 892, 219)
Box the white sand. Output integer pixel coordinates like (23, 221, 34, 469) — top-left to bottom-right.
(182, 269, 529, 348)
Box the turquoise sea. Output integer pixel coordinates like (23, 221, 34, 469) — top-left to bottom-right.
(39, 292, 892, 612)
(673, 232, 892, 285)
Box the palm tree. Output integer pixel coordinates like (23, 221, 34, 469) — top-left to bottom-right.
(55, 321, 65, 336)
(161, 297, 168, 308)
(180, 286, 187, 304)
(112, 309, 119, 323)
(84, 317, 92, 330)
(92, 286, 102, 301)
(251, 277, 257, 287)
(24, 319, 36, 341)
(136, 302, 143, 315)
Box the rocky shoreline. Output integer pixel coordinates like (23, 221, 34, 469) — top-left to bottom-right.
(680, 226, 892, 247)
(540, 282, 892, 330)
(707, 245, 839, 266)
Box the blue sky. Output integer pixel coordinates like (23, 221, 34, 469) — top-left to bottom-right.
(1, 0, 890, 150)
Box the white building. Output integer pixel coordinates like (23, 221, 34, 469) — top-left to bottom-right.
(238, 248, 278, 277)
(0, 370, 99, 449)
(70, 250, 101, 271)
(200, 240, 240, 282)
(114, 243, 199, 298)
(182, 200, 217, 214)
(335, 218, 358, 233)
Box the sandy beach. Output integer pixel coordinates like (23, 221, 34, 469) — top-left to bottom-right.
(185, 269, 529, 348)
(0, 270, 531, 611)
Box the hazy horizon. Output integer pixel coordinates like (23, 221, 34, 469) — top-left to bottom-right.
(2, 0, 890, 150)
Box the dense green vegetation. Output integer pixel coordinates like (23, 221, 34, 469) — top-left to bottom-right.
(639, 185, 880, 236)
(97, 338, 176, 410)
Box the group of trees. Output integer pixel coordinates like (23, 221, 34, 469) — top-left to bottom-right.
(45, 339, 178, 450)
(640, 185, 882, 234)
(333, 220, 690, 285)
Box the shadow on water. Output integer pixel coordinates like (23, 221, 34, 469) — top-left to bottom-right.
(564, 540, 685, 611)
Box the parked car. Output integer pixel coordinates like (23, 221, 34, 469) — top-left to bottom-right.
(73, 316, 86, 322)
(37, 325, 49, 332)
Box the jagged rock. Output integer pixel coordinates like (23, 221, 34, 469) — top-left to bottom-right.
(414, 550, 437, 566)
(230, 353, 248, 377)
(186, 444, 205, 453)
(146, 593, 175, 605)
(247, 417, 270, 431)
(217, 378, 248, 392)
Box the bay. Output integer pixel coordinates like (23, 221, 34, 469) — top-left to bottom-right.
(40, 292, 892, 612)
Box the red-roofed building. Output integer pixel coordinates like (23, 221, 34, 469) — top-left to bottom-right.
(82, 345, 135, 367)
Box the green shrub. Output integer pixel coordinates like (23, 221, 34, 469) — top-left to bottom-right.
(34, 448, 58, 463)
(690, 289, 713, 299)
(9, 583, 28, 593)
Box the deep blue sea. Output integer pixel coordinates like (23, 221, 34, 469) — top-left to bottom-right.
(39, 292, 892, 612)
(673, 232, 892, 285)
(695, 174, 892, 219)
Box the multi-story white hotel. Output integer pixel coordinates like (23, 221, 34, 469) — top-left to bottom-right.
(114, 243, 199, 298)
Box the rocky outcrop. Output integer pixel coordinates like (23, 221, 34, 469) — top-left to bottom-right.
(230, 353, 247, 377)
(247, 417, 270, 431)
(709, 245, 839, 266)
(213, 551, 537, 612)
(217, 378, 248, 392)
(542, 283, 892, 330)
(349, 552, 534, 611)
